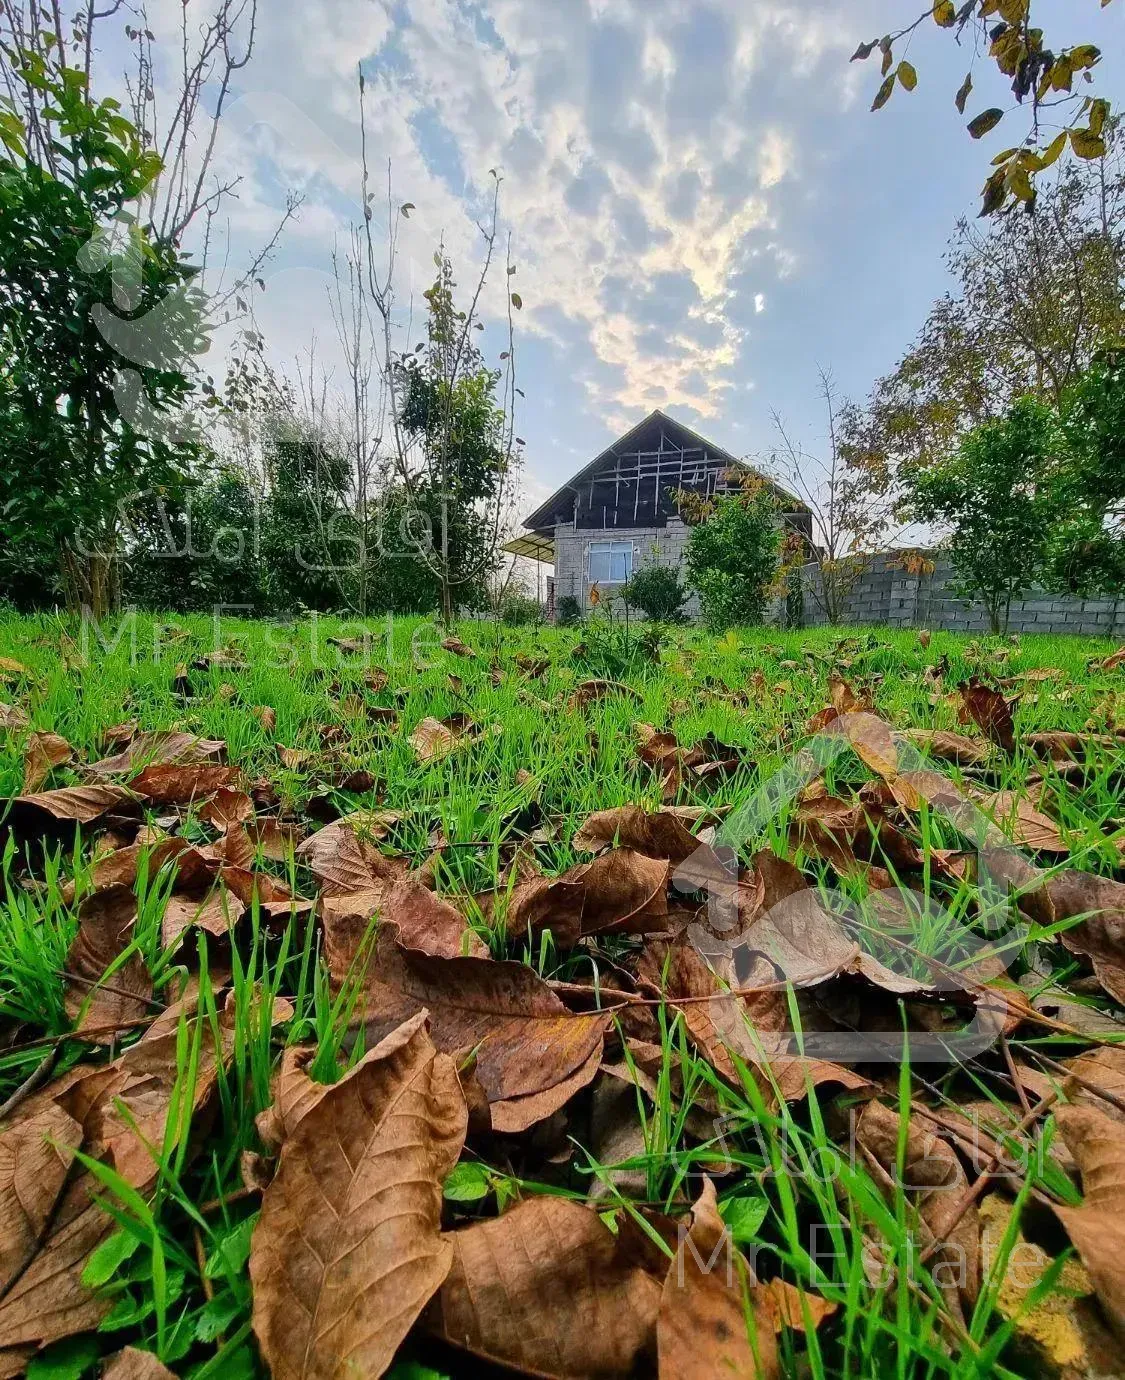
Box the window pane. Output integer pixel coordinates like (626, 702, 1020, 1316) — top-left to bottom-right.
(588, 541, 633, 583)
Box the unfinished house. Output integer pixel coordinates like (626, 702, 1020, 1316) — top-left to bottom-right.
(505, 410, 809, 618)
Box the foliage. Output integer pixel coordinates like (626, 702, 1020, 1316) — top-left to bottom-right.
(1045, 344, 1125, 596)
(572, 619, 663, 677)
(681, 478, 782, 631)
(0, 50, 202, 616)
(497, 591, 543, 626)
(621, 563, 688, 623)
(853, 0, 1118, 215)
(555, 594, 583, 627)
(840, 137, 1125, 506)
(907, 398, 1061, 632)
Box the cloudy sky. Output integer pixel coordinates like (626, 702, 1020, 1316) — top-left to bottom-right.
(120, 0, 1125, 520)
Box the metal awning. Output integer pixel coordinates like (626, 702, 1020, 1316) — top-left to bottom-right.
(502, 531, 555, 564)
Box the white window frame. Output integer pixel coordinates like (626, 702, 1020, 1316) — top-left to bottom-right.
(587, 540, 634, 584)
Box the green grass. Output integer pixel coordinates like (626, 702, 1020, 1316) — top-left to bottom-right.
(0, 608, 1122, 1378)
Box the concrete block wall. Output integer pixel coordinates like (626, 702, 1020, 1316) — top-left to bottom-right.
(798, 552, 1124, 636)
(552, 520, 702, 617)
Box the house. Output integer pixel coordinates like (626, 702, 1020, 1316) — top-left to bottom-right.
(504, 409, 809, 618)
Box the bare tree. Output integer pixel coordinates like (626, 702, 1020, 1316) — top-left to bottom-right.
(357, 68, 522, 624)
(766, 369, 898, 625)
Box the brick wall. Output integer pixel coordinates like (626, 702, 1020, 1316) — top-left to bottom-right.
(798, 553, 1124, 636)
(552, 520, 702, 617)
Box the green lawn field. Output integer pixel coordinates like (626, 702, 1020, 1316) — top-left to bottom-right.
(0, 609, 1123, 1380)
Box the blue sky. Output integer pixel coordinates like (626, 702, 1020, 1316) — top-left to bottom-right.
(137, 0, 1125, 521)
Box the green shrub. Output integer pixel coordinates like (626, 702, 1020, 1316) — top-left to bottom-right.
(682, 480, 781, 631)
(622, 564, 688, 622)
(498, 592, 542, 626)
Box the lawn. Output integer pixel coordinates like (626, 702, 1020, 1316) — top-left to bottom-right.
(0, 608, 1123, 1380)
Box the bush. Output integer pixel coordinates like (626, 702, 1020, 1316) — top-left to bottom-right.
(622, 564, 687, 622)
(555, 594, 582, 626)
(682, 480, 781, 631)
(498, 592, 542, 626)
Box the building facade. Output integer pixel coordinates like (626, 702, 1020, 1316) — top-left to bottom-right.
(505, 410, 808, 617)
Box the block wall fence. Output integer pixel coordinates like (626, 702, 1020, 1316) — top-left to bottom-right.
(797, 552, 1124, 637)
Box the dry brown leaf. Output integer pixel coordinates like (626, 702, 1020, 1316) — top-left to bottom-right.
(296, 817, 406, 897)
(657, 1179, 778, 1380)
(8, 785, 139, 831)
(0, 704, 29, 731)
(856, 1100, 980, 1312)
(250, 1012, 467, 1380)
(1053, 1104, 1125, 1340)
(320, 879, 486, 979)
(488, 1042, 602, 1134)
(1063, 1046, 1125, 1122)
(427, 1195, 662, 1377)
(198, 786, 255, 830)
(441, 636, 476, 659)
(958, 679, 1017, 752)
(361, 923, 609, 1105)
(980, 790, 1068, 853)
(569, 679, 643, 709)
(0, 1101, 83, 1293)
(756, 1278, 838, 1334)
(572, 805, 704, 864)
(0, 1005, 240, 1351)
(64, 885, 153, 1039)
(101, 1348, 178, 1379)
(900, 728, 991, 766)
(408, 713, 494, 763)
(130, 762, 242, 806)
(21, 731, 72, 793)
(89, 730, 225, 776)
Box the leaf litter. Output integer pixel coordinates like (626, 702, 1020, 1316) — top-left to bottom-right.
(0, 621, 1124, 1375)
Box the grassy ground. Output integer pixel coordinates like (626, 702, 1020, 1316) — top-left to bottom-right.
(0, 608, 1123, 1379)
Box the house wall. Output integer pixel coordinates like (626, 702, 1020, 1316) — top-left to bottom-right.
(552, 520, 702, 616)
(798, 552, 1125, 636)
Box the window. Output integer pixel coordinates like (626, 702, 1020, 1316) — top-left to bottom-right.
(587, 540, 634, 584)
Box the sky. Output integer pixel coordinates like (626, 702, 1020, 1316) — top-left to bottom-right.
(103, 0, 1125, 525)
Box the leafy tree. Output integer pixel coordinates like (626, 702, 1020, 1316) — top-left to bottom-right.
(622, 564, 688, 623)
(906, 398, 1060, 633)
(853, 1, 1118, 215)
(841, 137, 1125, 506)
(680, 477, 781, 631)
(1046, 345, 1125, 595)
(0, 48, 200, 616)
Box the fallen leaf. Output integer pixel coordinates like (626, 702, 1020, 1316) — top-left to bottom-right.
(64, 885, 153, 1039)
(980, 790, 1068, 853)
(756, 1278, 838, 1334)
(296, 818, 406, 897)
(488, 1042, 602, 1134)
(250, 1013, 467, 1380)
(0, 704, 29, 731)
(1053, 1104, 1125, 1339)
(320, 878, 486, 975)
(0, 1101, 83, 1293)
(198, 787, 255, 829)
(441, 636, 476, 659)
(101, 1348, 178, 1379)
(361, 924, 609, 1105)
(7, 785, 139, 831)
(408, 714, 494, 762)
(573, 805, 704, 863)
(427, 1195, 662, 1377)
(130, 763, 242, 806)
(856, 1100, 980, 1312)
(88, 731, 225, 776)
(21, 731, 72, 793)
(657, 1179, 778, 1379)
(899, 729, 990, 766)
(569, 679, 642, 709)
(958, 679, 1017, 752)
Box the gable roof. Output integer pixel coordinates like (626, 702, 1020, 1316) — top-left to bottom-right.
(521, 408, 802, 531)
